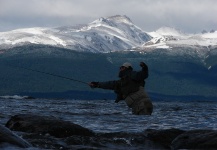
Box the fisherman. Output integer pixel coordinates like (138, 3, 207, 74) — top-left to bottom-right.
(89, 62, 153, 115)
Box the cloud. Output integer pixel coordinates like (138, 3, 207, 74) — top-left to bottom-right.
(0, 0, 216, 33)
(125, 0, 217, 32)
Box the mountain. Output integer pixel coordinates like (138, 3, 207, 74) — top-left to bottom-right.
(144, 26, 217, 48)
(142, 27, 217, 58)
(0, 44, 217, 100)
(0, 15, 217, 100)
(138, 26, 217, 70)
(0, 15, 151, 53)
(1, 15, 217, 64)
(1, 15, 217, 55)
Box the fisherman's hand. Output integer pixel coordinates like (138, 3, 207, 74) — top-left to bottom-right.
(89, 82, 99, 88)
(115, 94, 123, 103)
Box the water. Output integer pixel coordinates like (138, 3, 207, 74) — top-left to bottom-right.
(1, 97, 217, 133)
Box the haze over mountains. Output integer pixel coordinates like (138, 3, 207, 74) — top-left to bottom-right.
(0, 15, 217, 100)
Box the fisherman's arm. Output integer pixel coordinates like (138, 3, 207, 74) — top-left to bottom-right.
(89, 80, 117, 90)
(131, 62, 149, 81)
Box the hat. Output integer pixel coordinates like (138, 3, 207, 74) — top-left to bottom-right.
(122, 62, 132, 68)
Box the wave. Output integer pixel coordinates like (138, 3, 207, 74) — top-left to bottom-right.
(0, 95, 34, 100)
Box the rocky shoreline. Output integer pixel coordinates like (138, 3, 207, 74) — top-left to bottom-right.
(1, 114, 217, 150)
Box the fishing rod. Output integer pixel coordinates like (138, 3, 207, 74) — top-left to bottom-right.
(10, 65, 89, 85)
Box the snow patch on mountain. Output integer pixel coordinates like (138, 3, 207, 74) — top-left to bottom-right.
(202, 31, 217, 38)
(143, 31, 170, 48)
(49, 35, 67, 46)
(0, 27, 65, 46)
(15, 27, 45, 35)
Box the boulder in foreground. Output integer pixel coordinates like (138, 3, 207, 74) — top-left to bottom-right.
(6, 114, 94, 138)
(0, 124, 31, 148)
(171, 130, 217, 150)
(145, 128, 184, 148)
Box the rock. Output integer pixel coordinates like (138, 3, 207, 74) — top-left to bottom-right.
(6, 114, 217, 150)
(171, 129, 217, 150)
(22, 133, 68, 149)
(6, 114, 94, 138)
(145, 128, 184, 148)
(0, 124, 32, 148)
(65, 132, 166, 150)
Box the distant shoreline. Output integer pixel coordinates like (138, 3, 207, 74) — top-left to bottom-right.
(10, 90, 216, 101)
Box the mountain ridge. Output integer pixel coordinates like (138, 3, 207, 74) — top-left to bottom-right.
(0, 43, 217, 99)
(1, 15, 216, 54)
(0, 15, 151, 53)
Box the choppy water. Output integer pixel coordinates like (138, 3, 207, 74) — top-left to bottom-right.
(1, 97, 217, 133)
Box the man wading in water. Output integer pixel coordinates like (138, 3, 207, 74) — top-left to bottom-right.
(89, 62, 153, 115)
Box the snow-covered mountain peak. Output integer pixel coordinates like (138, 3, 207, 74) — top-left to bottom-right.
(106, 15, 133, 25)
(0, 15, 151, 53)
(89, 15, 133, 28)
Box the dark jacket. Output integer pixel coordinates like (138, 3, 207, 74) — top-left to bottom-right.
(98, 66, 148, 98)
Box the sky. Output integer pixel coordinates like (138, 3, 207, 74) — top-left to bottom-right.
(0, 0, 216, 33)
